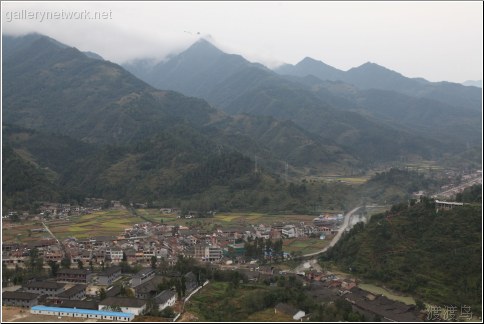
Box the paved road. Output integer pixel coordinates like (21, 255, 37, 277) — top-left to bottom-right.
(42, 221, 66, 256)
(302, 206, 361, 258)
(433, 175, 482, 199)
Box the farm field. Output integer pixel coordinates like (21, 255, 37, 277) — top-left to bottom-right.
(137, 209, 338, 227)
(283, 237, 331, 255)
(2, 220, 51, 243)
(7, 209, 343, 242)
(358, 283, 416, 305)
(48, 209, 139, 240)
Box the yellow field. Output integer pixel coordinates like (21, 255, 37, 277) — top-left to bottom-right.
(49, 209, 139, 239)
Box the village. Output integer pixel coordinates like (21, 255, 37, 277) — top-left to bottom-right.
(3, 176, 475, 322)
(2, 200, 376, 322)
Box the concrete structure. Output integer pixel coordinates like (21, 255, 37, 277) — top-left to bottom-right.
(98, 266, 122, 286)
(24, 281, 65, 297)
(99, 297, 147, 316)
(130, 268, 155, 288)
(57, 269, 93, 284)
(56, 284, 86, 300)
(30, 305, 134, 321)
(435, 200, 464, 212)
(156, 290, 176, 311)
(2, 291, 39, 307)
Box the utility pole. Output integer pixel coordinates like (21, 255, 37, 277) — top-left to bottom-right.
(285, 161, 288, 182)
(255, 155, 258, 173)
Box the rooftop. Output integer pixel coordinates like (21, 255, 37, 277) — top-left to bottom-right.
(56, 284, 86, 298)
(31, 305, 134, 318)
(100, 297, 147, 308)
(3, 291, 39, 300)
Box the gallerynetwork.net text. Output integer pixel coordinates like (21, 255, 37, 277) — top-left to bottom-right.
(5, 9, 113, 23)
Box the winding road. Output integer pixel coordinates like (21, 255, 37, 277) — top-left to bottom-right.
(302, 206, 361, 258)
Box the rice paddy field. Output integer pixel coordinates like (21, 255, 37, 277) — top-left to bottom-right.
(282, 237, 331, 255)
(2, 220, 52, 243)
(48, 209, 140, 240)
(358, 283, 416, 305)
(8, 208, 341, 242)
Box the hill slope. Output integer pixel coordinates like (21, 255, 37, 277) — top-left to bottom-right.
(324, 199, 482, 310)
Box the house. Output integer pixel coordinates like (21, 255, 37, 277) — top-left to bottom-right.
(134, 276, 167, 299)
(56, 300, 99, 310)
(107, 248, 124, 263)
(57, 269, 93, 284)
(31, 305, 134, 322)
(98, 266, 122, 286)
(184, 272, 199, 294)
(99, 297, 147, 315)
(274, 302, 306, 320)
(130, 268, 155, 288)
(56, 284, 86, 300)
(2, 291, 39, 307)
(346, 287, 421, 322)
(155, 290, 176, 311)
(24, 281, 65, 296)
(282, 225, 297, 238)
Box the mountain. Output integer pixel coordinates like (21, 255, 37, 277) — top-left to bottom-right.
(290, 76, 482, 148)
(2, 34, 359, 212)
(3, 35, 223, 145)
(125, 39, 444, 164)
(462, 80, 482, 88)
(275, 58, 482, 113)
(324, 199, 482, 309)
(275, 57, 345, 81)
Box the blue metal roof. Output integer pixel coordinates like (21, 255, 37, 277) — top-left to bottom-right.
(31, 305, 134, 318)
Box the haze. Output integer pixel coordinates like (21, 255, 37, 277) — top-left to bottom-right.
(1, 1, 482, 83)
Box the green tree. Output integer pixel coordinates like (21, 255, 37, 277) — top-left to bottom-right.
(99, 288, 107, 301)
(151, 256, 157, 269)
(48, 260, 59, 277)
(61, 257, 71, 269)
(77, 259, 84, 269)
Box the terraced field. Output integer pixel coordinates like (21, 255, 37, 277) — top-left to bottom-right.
(49, 209, 139, 239)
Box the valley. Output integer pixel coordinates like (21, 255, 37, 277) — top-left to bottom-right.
(2, 29, 481, 323)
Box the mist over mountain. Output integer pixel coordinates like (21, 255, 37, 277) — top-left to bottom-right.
(2, 33, 481, 210)
(462, 80, 482, 88)
(276, 58, 482, 112)
(125, 39, 449, 164)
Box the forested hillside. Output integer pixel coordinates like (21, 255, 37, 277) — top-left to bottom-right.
(324, 198, 482, 311)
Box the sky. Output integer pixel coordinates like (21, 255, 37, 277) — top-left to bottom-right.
(2, 1, 483, 83)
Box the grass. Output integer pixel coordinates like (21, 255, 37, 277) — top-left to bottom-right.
(2, 220, 51, 243)
(358, 283, 416, 305)
(186, 281, 283, 322)
(246, 307, 294, 322)
(283, 237, 331, 254)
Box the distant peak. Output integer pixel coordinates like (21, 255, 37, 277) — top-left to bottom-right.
(187, 38, 223, 53)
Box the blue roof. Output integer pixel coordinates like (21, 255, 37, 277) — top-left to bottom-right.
(31, 305, 134, 318)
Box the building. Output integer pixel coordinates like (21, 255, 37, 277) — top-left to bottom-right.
(56, 284, 86, 300)
(24, 281, 65, 297)
(98, 266, 122, 286)
(99, 297, 147, 316)
(274, 302, 305, 320)
(191, 244, 223, 262)
(282, 225, 297, 238)
(130, 268, 155, 288)
(30, 305, 134, 322)
(106, 248, 124, 264)
(156, 290, 176, 311)
(435, 200, 464, 212)
(57, 269, 93, 284)
(2, 291, 39, 307)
